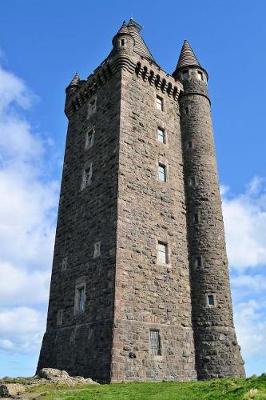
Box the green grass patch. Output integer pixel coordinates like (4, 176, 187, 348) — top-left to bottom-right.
(22, 374, 266, 400)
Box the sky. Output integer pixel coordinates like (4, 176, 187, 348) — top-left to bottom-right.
(0, 0, 265, 378)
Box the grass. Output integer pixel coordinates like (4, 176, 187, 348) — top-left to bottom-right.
(22, 374, 266, 400)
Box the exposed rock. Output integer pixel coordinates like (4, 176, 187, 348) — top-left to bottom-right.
(36, 368, 99, 385)
(0, 383, 25, 397)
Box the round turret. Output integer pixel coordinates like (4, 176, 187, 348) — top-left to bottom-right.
(112, 21, 134, 54)
(175, 40, 245, 379)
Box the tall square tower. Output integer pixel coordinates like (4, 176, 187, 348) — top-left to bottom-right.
(37, 19, 245, 382)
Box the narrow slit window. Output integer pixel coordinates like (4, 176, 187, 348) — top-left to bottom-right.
(186, 141, 193, 150)
(194, 256, 202, 268)
(81, 163, 93, 189)
(158, 163, 167, 182)
(85, 128, 95, 149)
(189, 176, 197, 187)
(61, 256, 68, 271)
(194, 212, 200, 224)
(57, 309, 63, 326)
(156, 95, 163, 111)
(75, 285, 86, 315)
(207, 294, 215, 306)
(93, 241, 101, 258)
(157, 127, 166, 144)
(121, 39, 125, 46)
(149, 329, 161, 356)
(158, 241, 168, 264)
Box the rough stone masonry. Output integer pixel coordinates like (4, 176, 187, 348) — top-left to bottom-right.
(37, 18, 245, 382)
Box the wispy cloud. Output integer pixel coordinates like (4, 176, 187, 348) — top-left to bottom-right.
(222, 180, 266, 374)
(0, 63, 58, 356)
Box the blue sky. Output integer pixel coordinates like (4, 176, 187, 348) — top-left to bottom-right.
(0, 0, 265, 378)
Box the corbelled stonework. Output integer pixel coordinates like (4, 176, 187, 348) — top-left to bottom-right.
(37, 18, 245, 382)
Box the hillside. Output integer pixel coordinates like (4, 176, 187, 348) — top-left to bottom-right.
(2, 374, 266, 400)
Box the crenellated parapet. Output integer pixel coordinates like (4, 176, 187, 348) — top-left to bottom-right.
(134, 60, 182, 101)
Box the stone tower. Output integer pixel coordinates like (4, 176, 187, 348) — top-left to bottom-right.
(37, 19, 245, 382)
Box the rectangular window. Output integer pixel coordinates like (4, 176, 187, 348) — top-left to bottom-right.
(157, 127, 166, 144)
(207, 294, 215, 306)
(149, 329, 161, 356)
(93, 241, 101, 258)
(75, 285, 86, 315)
(81, 163, 93, 189)
(85, 127, 95, 150)
(158, 241, 168, 264)
(156, 95, 163, 111)
(57, 309, 63, 326)
(158, 163, 166, 182)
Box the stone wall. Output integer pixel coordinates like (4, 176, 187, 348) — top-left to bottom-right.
(38, 70, 122, 382)
(110, 66, 197, 381)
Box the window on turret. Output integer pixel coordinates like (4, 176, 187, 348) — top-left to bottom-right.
(194, 256, 202, 268)
(158, 163, 167, 182)
(182, 70, 189, 80)
(149, 329, 161, 356)
(156, 95, 163, 111)
(57, 309, 63, 326)
(186, 140, 193, 150)
(193, 212, 200, 224)
(85, 127, 95, 150)
(81, 163, 93, 189)
(207, 294, 215, 307)
(158, 241, 168, 264)
(74, 284, 86, 315)
(197, 70, 204, 81)
(189, 176, 198, 187)
(157, 127, 166, 144)
(120, 39, 125, 46)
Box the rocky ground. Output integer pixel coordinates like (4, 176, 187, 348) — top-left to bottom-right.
(0, 368, 98, 399)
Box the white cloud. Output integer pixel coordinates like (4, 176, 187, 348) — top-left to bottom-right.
(0, 63, 58, 355)
(222, 179, 266, 371)
(0, 262, 50, 306)
(234, 300, 266, 359)
(0, 307, 45, 353)
(222, 177, 266, 270)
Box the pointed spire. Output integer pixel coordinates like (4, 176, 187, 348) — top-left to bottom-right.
(176, 40, 201, 69)
(127, 17, 142, 32)
(125, 18, 154, 61)
(117, 20, 129, 35)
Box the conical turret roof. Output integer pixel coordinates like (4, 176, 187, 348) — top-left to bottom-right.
(117, 21, 129, 35)
(125, 18, 154, 61)
(69, 72, 80, 86)
(176, 40, 201, 69)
